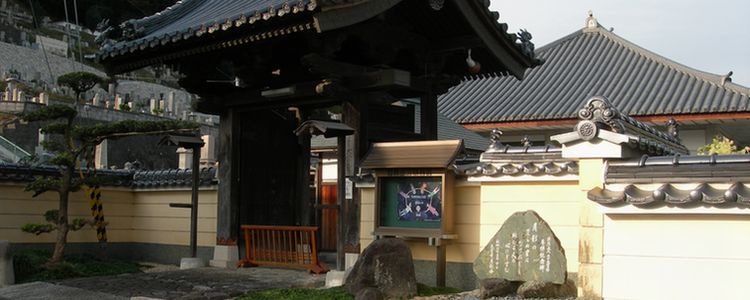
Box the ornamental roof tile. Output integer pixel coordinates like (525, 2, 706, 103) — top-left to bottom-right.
(551, 96, 689, 156)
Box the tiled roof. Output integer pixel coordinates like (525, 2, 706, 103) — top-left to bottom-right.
(589, 154, 750, 208)
(99, 0, 318, 59)
(132, 168, 217, 188)
(437, 113, 488, 151)
(99, 0, 539, 77)
(606, 154, 750, 183)
(439, 24, 750, 124)
(455, 161, 578, 178)
(360, 140, 463, 169)
(0, 164, 133, 185)
(588, 183, 750, 208)
(0, 164, 217, 188)
(454, 129, 578, 178)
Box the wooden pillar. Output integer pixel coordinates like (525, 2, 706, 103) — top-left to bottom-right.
(435, 241, 446, 287)
(189, 144, 200, 258)
(216, 108, 240, 245)
(343, 101, 363, 255)
(296, 121, 312, 226)
(336, 135, 347, 271)
(420, 92, 438, 140)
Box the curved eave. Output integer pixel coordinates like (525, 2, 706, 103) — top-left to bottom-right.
(588, 183, 750, 208)
(98, 1, 319, 74)
(453, 0, 539, 79)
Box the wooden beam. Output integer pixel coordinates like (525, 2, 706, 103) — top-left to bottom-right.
(314, 0, 403, 32)
(429, 35, 484, 54)
(302, 53, 379, 77)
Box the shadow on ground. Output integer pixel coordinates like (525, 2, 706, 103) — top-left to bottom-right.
(0, 267, 326, 300)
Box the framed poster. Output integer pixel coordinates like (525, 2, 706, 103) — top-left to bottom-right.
(378, 176, 442, 229)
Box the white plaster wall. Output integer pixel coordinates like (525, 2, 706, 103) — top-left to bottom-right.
(321, 158, 338, 183)
(680, 129, 707, 155)
(602, 214, 750, 300)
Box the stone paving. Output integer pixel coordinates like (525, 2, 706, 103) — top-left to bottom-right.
(0, 267, 326, 300)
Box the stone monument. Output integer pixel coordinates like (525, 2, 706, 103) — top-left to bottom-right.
(474, 210, 567, 283)
(473, 210, 575, 299)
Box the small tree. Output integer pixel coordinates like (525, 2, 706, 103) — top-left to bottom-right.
(21, 104, 199, 264)
(119, 102, 131, 111)
(697, 135, 748, 155)
(57, 72, 104, 104)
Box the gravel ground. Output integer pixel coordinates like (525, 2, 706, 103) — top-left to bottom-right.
(413, 290, 579, 300)
(138, 262, 181, 273)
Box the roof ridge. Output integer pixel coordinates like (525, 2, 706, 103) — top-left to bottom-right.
(590, 26, 750, 97)
(130, 0, 208, 35)
(534, 29, 585, 54)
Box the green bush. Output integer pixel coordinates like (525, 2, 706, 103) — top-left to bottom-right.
(416, 282, 463, 296)
(12, 249, 142, 283)
(12, 249, 49, 281)
(239, 287, 353, 300)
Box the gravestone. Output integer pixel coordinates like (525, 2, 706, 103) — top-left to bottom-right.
(0, 240, 14, 286)
(473, 210, 567, 284)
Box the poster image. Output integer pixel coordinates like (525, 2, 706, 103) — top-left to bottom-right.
(396, 179, 442, 222)
(379, 176, 442, 229)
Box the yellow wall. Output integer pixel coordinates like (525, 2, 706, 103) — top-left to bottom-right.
(0, 184, 217, 247)
(405, 185, 482, 263)
(131, 190, 217, 246)
(360, 187, 375, 250)
(359, 180, 583, 269)
(478, 181, 582, 271)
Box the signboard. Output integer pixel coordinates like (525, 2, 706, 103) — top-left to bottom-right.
(379, 176, 442, 229)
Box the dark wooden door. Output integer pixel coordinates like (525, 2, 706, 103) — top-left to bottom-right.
(239, 110, 300, 227)
(319, 183, 337, 251)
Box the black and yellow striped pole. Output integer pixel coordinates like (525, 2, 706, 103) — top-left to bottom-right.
(80, 147, 107, 242)
(88, 185, 107, 242)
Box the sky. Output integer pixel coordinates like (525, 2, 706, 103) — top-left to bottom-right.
(490, 0, 750, 87)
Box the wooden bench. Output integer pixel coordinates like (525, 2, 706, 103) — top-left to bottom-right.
(238, 225, 329, 274)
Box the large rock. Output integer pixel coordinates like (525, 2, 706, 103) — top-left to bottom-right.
(345, 238, 417, 299)
(479, 278, 520, 299)
(516, 279, 577, 299)
(0, 240, 14, 287)
(473, 210, 567, 284)
(356, 287, 384, 300)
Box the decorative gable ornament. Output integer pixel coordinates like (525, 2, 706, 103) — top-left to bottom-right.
(429, 0, 445, 11)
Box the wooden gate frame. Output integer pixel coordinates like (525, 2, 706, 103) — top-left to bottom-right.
(238, 225, 329, 274)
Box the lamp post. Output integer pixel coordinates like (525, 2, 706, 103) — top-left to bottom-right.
(160, 134, 205, 266)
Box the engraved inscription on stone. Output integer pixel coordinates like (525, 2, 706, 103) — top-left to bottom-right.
(473, 210, 567, 284)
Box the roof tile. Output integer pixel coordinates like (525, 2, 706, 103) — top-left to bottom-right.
(439, 26, 750, 123)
